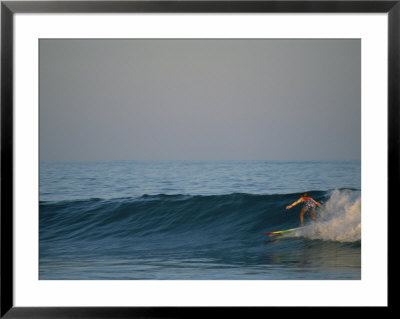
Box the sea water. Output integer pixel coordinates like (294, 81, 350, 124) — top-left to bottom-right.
(39, 160, 361, 280)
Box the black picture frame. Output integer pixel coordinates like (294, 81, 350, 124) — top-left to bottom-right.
(1, 1, 395, 317)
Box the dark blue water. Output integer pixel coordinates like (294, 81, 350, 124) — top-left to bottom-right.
(39, 160, 361, 280)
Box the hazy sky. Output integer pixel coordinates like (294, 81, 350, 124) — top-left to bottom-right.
(40, 39, 360, 161)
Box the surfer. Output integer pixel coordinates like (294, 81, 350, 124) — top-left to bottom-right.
(286, 192, 322, 226)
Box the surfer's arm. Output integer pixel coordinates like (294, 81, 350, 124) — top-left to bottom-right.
(312, 199, 322, 207)
(286, 198, 303, 209)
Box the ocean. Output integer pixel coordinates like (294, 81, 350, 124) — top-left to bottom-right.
(39, 160, 361, 280)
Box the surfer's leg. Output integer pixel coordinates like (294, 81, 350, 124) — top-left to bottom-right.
(300, 208, 307, 225)
(310, 209, 316, 222)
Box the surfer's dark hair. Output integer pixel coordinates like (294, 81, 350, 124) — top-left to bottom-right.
(302, 192, 308, 197)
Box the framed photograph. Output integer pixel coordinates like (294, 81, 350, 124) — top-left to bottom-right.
(1, 0, 395, 317)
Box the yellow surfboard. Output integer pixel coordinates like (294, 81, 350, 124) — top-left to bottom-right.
(263, 228, 298, 235)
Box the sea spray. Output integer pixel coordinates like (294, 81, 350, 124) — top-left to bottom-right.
(293, 189, 361, 242)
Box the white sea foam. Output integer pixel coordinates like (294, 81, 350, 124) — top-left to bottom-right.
(293, 189, 361, 242)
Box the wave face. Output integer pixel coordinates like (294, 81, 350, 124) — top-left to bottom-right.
(40, 190, 361, 243)
(39, 189, 361, 280)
